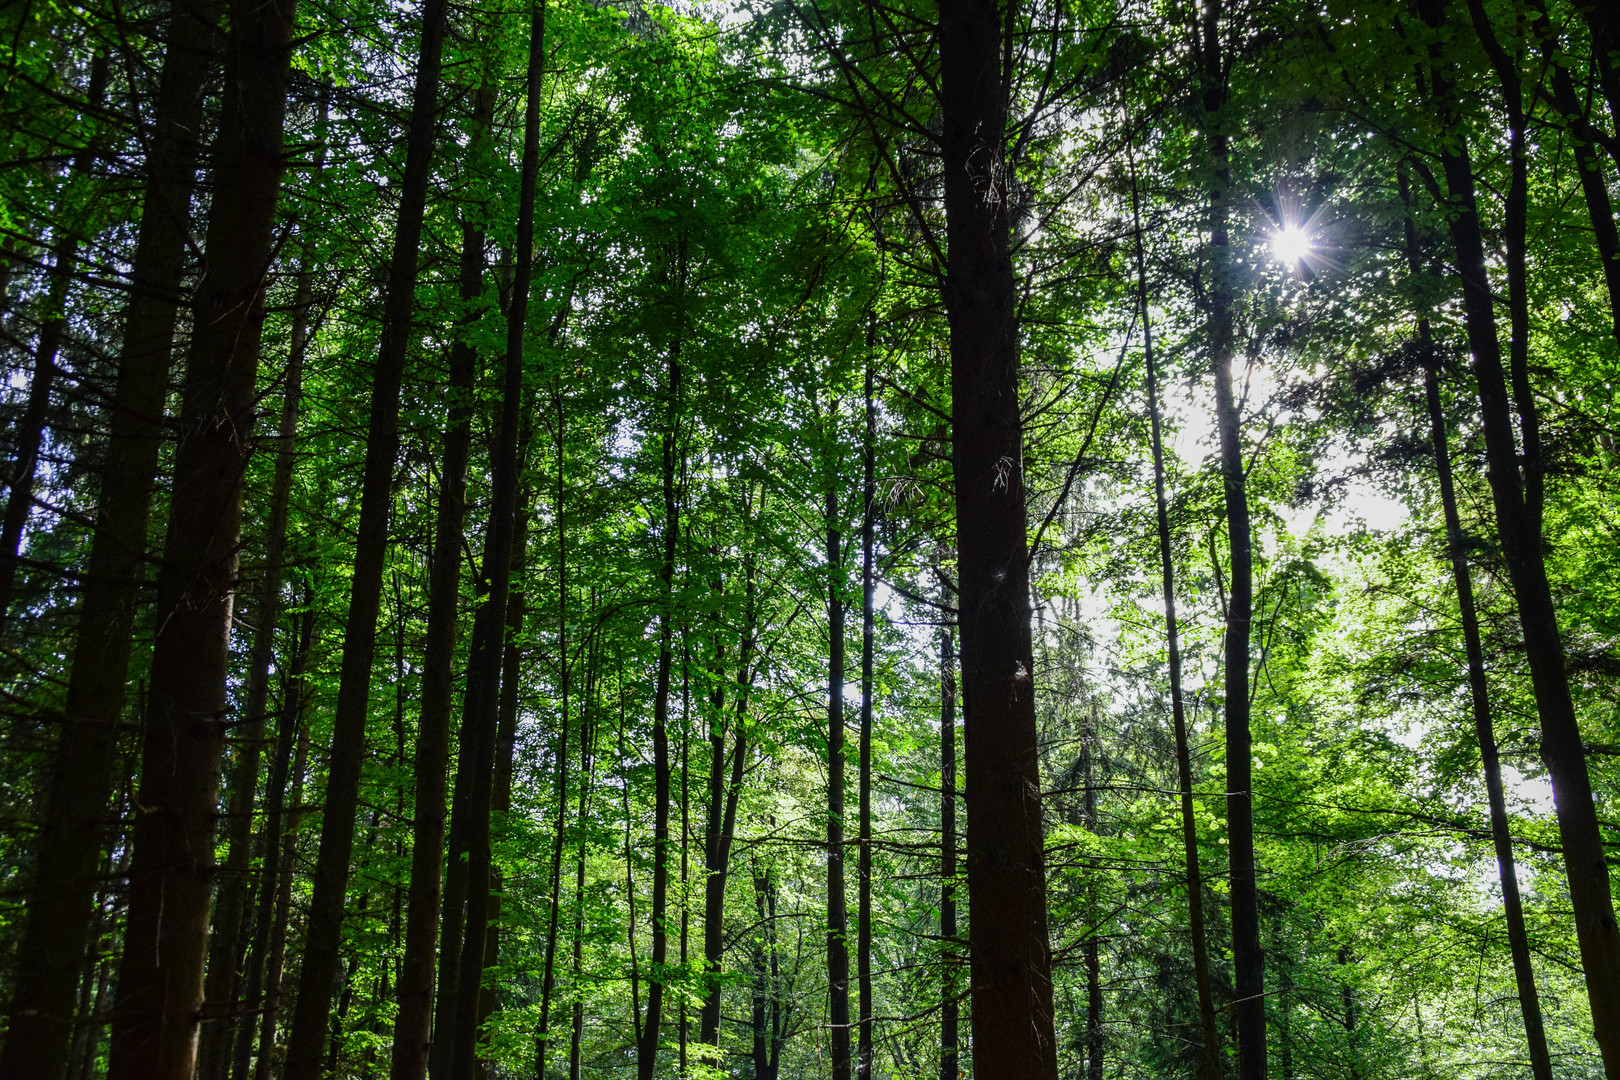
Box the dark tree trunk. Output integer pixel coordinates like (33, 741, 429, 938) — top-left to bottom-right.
(0, 55, 105, 628)
(0, 9, 211, 1070)
(568, 601, 600, 1080)
(1398, 166, 1554, 1080)
(447, 9, 543, 1077)
(281, 0, 452, 1067)
(824, 468, 852, 1080)
(1416, 1, 1620, 1069)
(1196, 5, 1265, 1077)
(1131, 147, 1221, 1080)
(1571, 0, 1620, 145)
(699, 557, 757, 1047)
(634, 245, 682, 1080)
(390, 64, 492, 1080)
(938, 626, 958, 1080)
(252, 627, 313, 1080)
(1525, 0, 1620, 347)
(105, 0, 298, 1071)
(197, 92, 324, 1078)
(232, 601, 314, 1080)
(856, 355, 875, 1080)
(937, 0, 1060, 1075)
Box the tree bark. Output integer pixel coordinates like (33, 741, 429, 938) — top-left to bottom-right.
(1398, 164, 1554, 1080)
(390, 62, 493, 1080)
(197, 87, 325, 1080)
(824, 463, 852, 1080)
(281, 0, 452, 1066)
(0, 9, 213, 1070)
(699, 556, 757, 1047)
(447, 8, 543, 1077)
(1416, 1, 1620, 1069)
(938, 0, 1060, 1074)
(105, 0, 298, 1071)
(856, 353, 875, 1080)
(938, 626, 958, 1080)
(1196, 5, 1266, 1077)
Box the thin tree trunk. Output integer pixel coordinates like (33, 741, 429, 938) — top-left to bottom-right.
(254, 653, 314, 1080)
(824, 465, 851, 1080)
(568, 601, 599, 1080)
(699, 556, 757, 1048)
(447, 9, 544, 1077)
(282, 0, 453, 1067)
(233, 600, 315, 1080)
(856, 353, 875, 1080)
(634, 241, 683, 1080)
(198, 94, 324, 1077)
(0, 8, 214, 1072)
(0, 54, 107, 628)
(1130, 139, 1221, 1080)
(1416, 1, 1620, 1069)
(1525, 0, 1620, 346)
(1080, 716, 1103, 1080)
(1398, 166, 1555, 1080)
(389, 81, 488, 1077)
(938, 627, 957, 1080)
(106, 0, 298, 1070)
(938, 0, 1059, 1073)
(1197, 5, 1265, 1077)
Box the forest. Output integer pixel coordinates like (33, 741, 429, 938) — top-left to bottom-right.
(0, 0, 1618, 1075)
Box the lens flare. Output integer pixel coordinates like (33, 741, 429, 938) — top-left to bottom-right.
(1270, 225, 1311, 266)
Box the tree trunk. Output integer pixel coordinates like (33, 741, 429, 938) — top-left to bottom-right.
(1197, 5, 1266, 1077)
(568, 601, 600, 1080)
(0, 54, 107, 628)
(634, 241, 683, 1080)
(699, 556, 757, 1048)
(1397, 165, 1555, 1080)
(447, 9, 544, 1077)
(1416, 1, 1620, 1069)
(1130, 143, 1222, 1080)
(105, 0, 298, 1071)
(390, 64, 492, 1080)
(856, 354, 875, 1080)
(281, 0, 452, 1067)
(197, 89, 325, 1078)
(824, 465, 852, 1080)
(0, 11, 214, 1074)
(938, 0, 1060, 1074)
(252, 633, 313, 1080)
(938, 627, 958, 1080)
(231, 600, 314, 1080)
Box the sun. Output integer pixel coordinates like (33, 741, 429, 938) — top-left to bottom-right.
(1270, 224, 1312, 267)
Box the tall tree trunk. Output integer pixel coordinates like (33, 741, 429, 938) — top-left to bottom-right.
(1130, 142, 1221, 1080)
(390, 66, 492, 1080)
(198, 88, 325, 1080)
(1198, 5, 1266, 1077)
(1524, 0, 1620, 346)
(1416, 1, 1620, 1069)
(106, 0, 298, 1071)
(233, 601, 315, 1080)
(824, 464, 852, 1080)
(537, 396, 574, 1076)
(634, 241, 683, 1080)
(1571, 0, 1620, 145)
(281, 0, 452, 1067)
(856, 354, 875, 1080)
(0, 54, 107, 628)
(699, 557, 757, 1047)
(938, 627, 957, 1080)
(252, 626, 314, 1080)
(1398, 164, 1555, 1080)
(0, 9, 214, 1071)
(447, 9, 543, 1077)
(568, 602, 599, 1080)
(938, 0, 1060, 1074)
(1080, 714, 1103, 1080)
(0, 49, 123, 1080)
